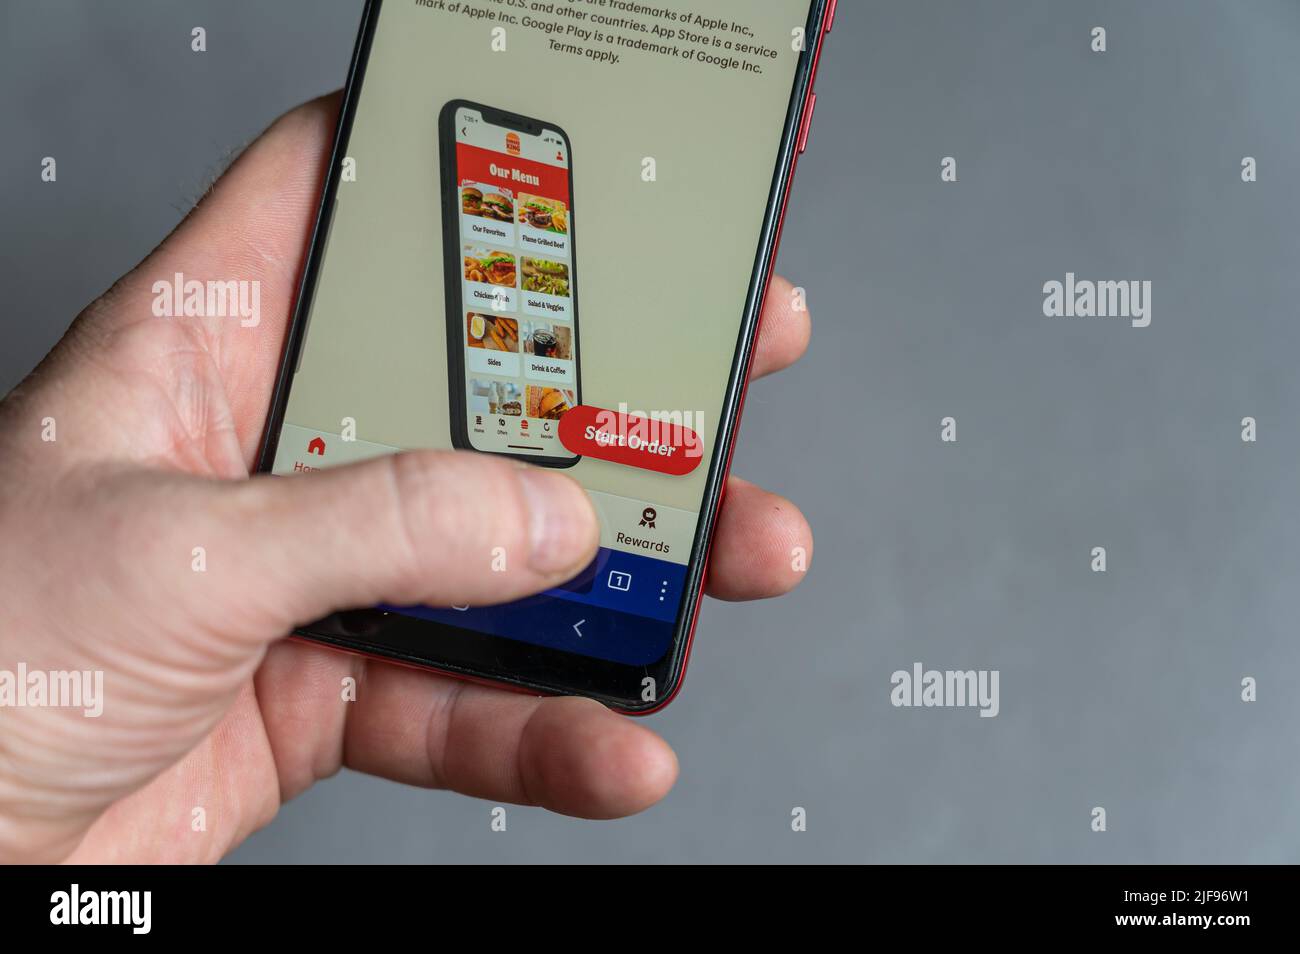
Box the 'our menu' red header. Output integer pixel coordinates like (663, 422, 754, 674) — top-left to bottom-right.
(456, 143, 569, 200)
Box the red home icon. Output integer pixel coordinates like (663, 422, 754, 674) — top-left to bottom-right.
(307, 437, 326, 456)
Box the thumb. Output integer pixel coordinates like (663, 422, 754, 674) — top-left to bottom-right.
(16, 448, 598, 690)
(173, 450, 599, 646)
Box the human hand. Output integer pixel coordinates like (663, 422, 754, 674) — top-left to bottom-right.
(0, 94, 813, 863)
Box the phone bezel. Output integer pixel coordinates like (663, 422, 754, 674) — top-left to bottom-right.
(255, 0, 830, 712)
(440, 100, 582, 468)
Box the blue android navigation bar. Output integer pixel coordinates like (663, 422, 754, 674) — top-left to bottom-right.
(389, 547, 690, 666)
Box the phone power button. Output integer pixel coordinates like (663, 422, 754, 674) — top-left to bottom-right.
(798, 92, 817, 154)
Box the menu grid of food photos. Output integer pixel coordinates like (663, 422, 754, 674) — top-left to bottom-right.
(455, 112, 577, 459)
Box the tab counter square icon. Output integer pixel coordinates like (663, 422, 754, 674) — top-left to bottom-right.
(608, 571, 632, 592)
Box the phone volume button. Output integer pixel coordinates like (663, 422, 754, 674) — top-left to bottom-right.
(798, 93, 816, 154)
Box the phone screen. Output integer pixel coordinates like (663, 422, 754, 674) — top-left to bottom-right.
(264, 0, 822, 705)
(446, 104, 580, 464)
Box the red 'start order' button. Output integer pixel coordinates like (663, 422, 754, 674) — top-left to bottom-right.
(559, 405, 704, 476)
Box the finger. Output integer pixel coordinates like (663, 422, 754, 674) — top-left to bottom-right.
(42, 451, 595, 671)
(338, 654, 678, 818)
(705, 475, 813, 601)
(751, 274, 812, 380)
(254, 641, 677, 819)
(186, 451, 600, 641)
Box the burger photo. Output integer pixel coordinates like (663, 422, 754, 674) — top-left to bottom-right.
(517, 194, 569, 234)
(528, 387, 573, 421)
(482, 192, 514, 222)
(461, 185, 483, 216)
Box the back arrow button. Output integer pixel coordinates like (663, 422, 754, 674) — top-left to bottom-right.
(573, 619, 586, 638)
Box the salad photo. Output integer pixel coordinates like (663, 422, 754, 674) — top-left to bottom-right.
(521, 257, 570, 297)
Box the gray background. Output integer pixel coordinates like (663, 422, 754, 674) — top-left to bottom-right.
(3, 0, 1298, 863)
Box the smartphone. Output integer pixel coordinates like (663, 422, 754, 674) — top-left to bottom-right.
(441, 100, 581, 467)
(259, 0, 833, 712)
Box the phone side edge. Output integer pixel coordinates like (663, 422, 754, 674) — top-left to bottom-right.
(256, 0, 384, 475)
(614, 0, 832, 714)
